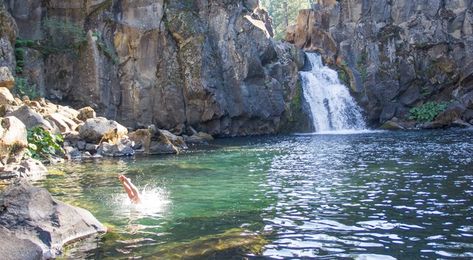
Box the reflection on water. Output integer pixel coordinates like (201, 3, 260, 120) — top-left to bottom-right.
(30, 129, 473, 259)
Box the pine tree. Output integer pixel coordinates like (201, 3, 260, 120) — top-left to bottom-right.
(260, 0, 312, 39)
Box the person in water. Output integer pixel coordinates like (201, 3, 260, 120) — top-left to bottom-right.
(119, 175, 141, 204)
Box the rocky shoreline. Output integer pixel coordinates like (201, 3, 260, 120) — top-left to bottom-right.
(1, 77, 215, 259)
(1, 79, 215, 182)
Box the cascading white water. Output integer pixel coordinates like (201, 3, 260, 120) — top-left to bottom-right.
(300, 53, 367, 133)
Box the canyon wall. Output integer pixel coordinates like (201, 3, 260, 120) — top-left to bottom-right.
(3, 0, 311, 136)
(287, 0, 473, 125)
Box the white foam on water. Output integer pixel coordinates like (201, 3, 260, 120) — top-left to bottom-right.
(114, 185, 171, 217)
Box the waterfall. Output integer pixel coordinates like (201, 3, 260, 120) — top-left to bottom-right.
(300, 53, 367, 133)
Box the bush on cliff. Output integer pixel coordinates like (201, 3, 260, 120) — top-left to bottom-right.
(409, 102, 449, 122)
(26, 127, 64, 161)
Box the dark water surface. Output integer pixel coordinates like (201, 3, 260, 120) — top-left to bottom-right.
(33, 129, 473, 259)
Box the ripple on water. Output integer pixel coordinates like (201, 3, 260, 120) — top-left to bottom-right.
(32, 130, 473, 259)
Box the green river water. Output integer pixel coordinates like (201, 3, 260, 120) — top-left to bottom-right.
(30, 129, 473, 259)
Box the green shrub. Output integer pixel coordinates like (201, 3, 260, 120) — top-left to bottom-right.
(26, 127, 64, 161)
(42, 18, 87, 55)
(14, 77, 38, 99)
(409, 102, 449, 122)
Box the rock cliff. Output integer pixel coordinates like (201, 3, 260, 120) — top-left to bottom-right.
(3, 0, 310, 136)
(287, 0, 473, 126)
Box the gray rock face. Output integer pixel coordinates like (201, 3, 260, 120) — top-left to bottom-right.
(0, 181, 106, 259)
(3, 0, 309, 136)
(287, 0, 473, 126)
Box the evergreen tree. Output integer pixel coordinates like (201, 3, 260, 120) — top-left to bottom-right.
(260, 0, 312, 39)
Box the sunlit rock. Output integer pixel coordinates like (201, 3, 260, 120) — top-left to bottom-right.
(0, 181, 106, 259)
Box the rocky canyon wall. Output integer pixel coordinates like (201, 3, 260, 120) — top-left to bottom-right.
(287, 0, 473, 126)
(2, 0, 311, 136)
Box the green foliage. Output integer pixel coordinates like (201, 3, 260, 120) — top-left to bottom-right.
(14, 38, 28, 74)
(15, 49, 25, 74)
(15, 38, 36, 48)
(14, 77, 38, 99)
(338, 69, 349, 86)
(26, 127, 64, 161)
(409, 102, 449, 122)
(42, 18, 87, 55)
(260, 0, 311, 39)
(357, 50, 368, 82)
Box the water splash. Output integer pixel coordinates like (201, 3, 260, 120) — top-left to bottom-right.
(114, 185, 171, 217)
(300, 53, 366, 132)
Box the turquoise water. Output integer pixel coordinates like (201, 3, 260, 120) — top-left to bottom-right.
(33, 129, 473, 259)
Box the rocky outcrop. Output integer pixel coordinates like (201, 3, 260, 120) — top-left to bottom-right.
(0, 181, 106, 259)
(287, 0, 473, 127)
(2, 0, 309, 137)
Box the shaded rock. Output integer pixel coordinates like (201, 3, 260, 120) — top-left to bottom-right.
(6, 105, 54, 130)
(0, 181, 106, 258)
(129, 127, 185, 155)
(63, 131, 81, 148)
(0, 158, 47, 180)
(420, 121, 446, 129)
(184, 132, 214, 144)
(77, 106, 96, 122)
(463, 109, 473, 122)
(97, 138, 135, 157)
(451, 119, 471, 128)
(78, 117, 127, 144)
(85, 143, 98, 152)
(380, 120, 405, 130)
(0, 67, 14, 90)
(128, 128, 151, 152)
(195, 132, 214, 142)
(160, 129, 188, 150)
(0, 87, 15, 106)
(149, 140, 179, 155)
(64, 146, 81, 160)
(433, 103, 466, 127)
(0, 228, 43, 260)
(0, 116, 28, 164)
(76, 140, 86, 150)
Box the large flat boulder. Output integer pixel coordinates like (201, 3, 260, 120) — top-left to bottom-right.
(78, 117, 128, 143)
(0, 182, 106, 258)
